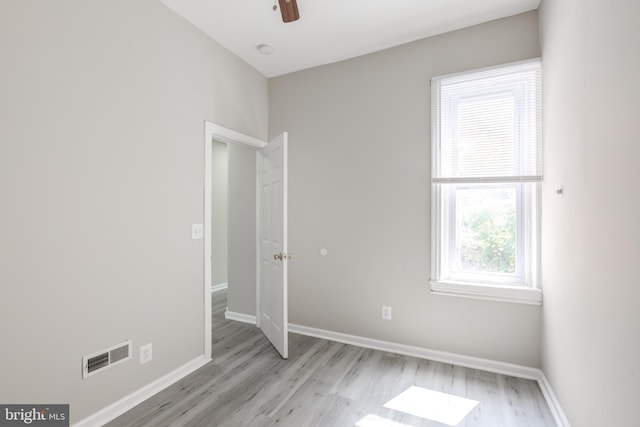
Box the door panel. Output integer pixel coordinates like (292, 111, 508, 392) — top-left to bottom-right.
(258, 133, 288, 359)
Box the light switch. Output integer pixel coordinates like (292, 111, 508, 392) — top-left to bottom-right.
(192, 224, 204, 240)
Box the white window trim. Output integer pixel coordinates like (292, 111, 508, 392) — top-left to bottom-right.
(430, 59, 542, 306)
(430, 280, 542, 305)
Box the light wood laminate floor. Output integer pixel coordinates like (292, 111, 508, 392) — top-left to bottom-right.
(107, 290, 556, 427)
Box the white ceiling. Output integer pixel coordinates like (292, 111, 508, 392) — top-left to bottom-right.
(159, 0, 540, 78)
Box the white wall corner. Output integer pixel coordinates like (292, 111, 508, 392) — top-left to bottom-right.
(72, 355, 210, 427)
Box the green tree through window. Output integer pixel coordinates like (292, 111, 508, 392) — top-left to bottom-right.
(456, 187, 516, 274)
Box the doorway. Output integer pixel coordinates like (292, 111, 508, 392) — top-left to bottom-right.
(204, 122, 289, 360)
(210, 140, 228, 295)
(203, 122, 266, 359)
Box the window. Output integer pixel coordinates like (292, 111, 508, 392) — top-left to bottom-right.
(430, 59, 542, 305)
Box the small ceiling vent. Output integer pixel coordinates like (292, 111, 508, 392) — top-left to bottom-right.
(82, 340, 132, 379)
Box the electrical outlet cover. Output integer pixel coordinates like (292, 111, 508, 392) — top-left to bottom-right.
(140, 343, 153, 364)
(382, 306, 392, 320)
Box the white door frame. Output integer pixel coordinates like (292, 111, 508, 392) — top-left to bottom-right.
(204, 121, 266, 359)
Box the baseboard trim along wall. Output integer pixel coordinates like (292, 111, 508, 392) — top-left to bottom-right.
(287, 323, 570, 427)
(290, 323, 540, 378)
(83, 312, 569, 427)
(224, 310, 257, 324)
(72, 355, 210, 427)
(537, 370, 572, 427)
(210, 282, 228, 293)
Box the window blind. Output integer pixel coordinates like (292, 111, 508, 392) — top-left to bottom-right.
(432, 60, 541, 184)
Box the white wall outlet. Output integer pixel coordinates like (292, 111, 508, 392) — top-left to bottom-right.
(140, 343, 153, 364)
(191, 224, 204, 240)
(381, 305, 392, 320)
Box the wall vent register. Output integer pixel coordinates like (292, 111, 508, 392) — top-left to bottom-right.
(82, 340, 132, 379)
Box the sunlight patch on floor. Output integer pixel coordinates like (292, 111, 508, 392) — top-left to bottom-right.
(382, 386, 479, 426)
(355, 414, 413, 427)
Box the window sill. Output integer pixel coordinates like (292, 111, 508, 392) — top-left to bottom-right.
(430, 280, 542, 305)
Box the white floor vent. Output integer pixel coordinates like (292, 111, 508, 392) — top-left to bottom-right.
(82, 340, 132, 379)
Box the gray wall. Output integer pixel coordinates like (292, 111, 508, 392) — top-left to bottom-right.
(0, 0, 267, 423)
(539, 0, 640, 425)
(269, 11, 542, 367)
(211, 141, 228, 286)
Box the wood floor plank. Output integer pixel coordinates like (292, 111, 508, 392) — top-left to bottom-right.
(498, 375, 556, 426)
(258, 378, 328, 427)
(263, 340, 343, 417)
(334, 347, 385, 401)
(108, 290, 556, 427)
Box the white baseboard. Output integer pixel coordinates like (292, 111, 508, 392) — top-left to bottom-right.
(73, 355, 210, 427)
(537, 371, 571, 427)
(289, 324, 539, 378)
(79, 319, 568, 427)
(288, 323, 569, 427)
(224, 310, 257, 324)
(210, 282, 228, 293)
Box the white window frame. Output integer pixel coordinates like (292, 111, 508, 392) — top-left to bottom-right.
(430, 59, 542, 305)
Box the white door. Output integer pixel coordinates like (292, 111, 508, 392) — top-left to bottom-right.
(257, 132, 288, 359)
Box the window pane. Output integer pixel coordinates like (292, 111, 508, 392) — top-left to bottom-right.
(455, 93, 515, 177)
(434, 61, 542, 180)
(454, 186, 516, 274)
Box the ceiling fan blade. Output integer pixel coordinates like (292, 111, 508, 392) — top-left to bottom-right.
(278, 0, 299, 23)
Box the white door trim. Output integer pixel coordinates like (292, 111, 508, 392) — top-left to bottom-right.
(204, 121, 266, 359)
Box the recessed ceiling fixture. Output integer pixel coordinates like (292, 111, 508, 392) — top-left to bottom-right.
(257, 44, 274, 55)
(275, 0, 299, 23)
